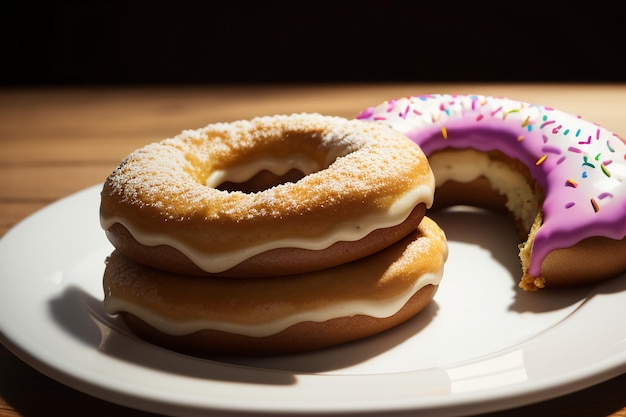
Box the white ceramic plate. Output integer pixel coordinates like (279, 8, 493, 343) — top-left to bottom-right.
(1, 185, 625, 417)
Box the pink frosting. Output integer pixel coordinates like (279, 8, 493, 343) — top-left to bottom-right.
(357, 94, 626, 278)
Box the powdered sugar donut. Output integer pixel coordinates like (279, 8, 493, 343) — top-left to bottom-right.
(100, 113, 435, 277)
(357, 94, 626, 291)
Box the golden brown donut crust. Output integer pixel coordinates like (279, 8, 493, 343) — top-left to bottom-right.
(521, 234, 626, 289)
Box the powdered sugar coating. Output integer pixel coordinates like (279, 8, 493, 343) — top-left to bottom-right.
(100, 113, 435, 273)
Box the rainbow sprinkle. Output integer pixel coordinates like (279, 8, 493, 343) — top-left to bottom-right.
(566, 179, 578, 188)
(591, 198, 600, 212)
(536, 155, 547, 166)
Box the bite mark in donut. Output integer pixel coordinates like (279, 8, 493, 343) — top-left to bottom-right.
(100, 113, 435, 277)
(102, 217, 448, 356)
(357, 94, 626, 290)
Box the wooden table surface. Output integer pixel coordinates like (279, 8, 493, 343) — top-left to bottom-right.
(1, 83, 625, 417)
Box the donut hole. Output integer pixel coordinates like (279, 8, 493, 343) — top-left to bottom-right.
(216, 168, 307, 193)
(204, 149, 337, 193)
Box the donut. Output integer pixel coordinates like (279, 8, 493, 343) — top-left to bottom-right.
(357, 94, 626, 291)
(100, 113, 435, 277)
(103, 216, 448, 356)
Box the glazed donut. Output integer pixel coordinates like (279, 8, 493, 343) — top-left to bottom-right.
(103, 216, 448, 356)
(357, 94, 626, 291)
(100, 113, 435, 277)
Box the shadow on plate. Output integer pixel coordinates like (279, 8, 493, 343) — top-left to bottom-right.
(48, 286, 299, 384)
(428, 207, 603, 314)
(48, 283, 440, 379)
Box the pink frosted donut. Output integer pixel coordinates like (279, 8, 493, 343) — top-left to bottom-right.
(357, 94, 626, 291)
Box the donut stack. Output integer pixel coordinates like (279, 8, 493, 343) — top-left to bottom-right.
(100, 113, 448, 356)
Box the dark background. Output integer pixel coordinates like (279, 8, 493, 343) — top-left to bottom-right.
(2, 1, 624, 86)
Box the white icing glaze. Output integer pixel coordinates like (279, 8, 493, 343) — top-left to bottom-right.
(101, 184, 432, 272)
(104, 271, 443, 337)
